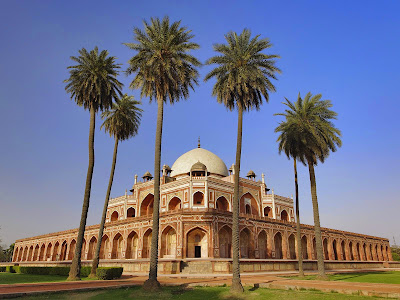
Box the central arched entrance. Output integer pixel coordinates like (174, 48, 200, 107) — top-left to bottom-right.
(187, 228, 208, 258)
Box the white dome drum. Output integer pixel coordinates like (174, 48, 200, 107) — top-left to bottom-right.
(170, 148, 229, 177)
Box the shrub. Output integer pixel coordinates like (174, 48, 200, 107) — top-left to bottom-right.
(96, 267, 123, 280)
(0, 266, 6, 272)
(6, 266, 16, 273)
(392, 252, 400, 261)
(17, 266, 91, 277)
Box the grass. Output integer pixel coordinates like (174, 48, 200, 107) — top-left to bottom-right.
(0, 273, 95, 285)
(289, 271, 400, 284)
(19, 286, 385, 300)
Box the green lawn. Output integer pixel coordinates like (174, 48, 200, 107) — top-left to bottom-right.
(19, 286, 384, 300)
(290, 271, 400, 284)
(0, 273, 94, 285)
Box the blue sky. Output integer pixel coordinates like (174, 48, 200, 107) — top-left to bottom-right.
(0, 0, 399, 247)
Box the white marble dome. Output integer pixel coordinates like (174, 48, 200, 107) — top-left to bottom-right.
(170, 148, 229, 177)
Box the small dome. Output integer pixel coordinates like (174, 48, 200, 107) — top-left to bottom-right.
(170, 148, 229, 177)
(247, 170, 256, 177)
(190, 161, 207, 172)
(142, 171, 153, 178)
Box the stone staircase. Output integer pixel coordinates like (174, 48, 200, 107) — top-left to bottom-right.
(180, 260, 213, 274)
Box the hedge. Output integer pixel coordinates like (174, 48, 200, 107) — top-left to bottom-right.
(16, 266, 92, 277)
(96, 267, 123, 280)
(1, 266, 122, 279)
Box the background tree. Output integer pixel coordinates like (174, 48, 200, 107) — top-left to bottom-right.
(275, 108, 308, 277)
(205, 29, 280, 293)
(124, 16, 200, 290)
(277, 92, 341, 279)
(89, 94, 142, 277)
(64, 47, 123, 280)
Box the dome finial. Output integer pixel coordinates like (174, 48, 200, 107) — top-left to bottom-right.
(198, 136, 201, 148)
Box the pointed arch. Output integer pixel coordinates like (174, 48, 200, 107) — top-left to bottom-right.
(142, 228, 152, 258)
(301, 235, 308, 259)
(52, 242, 59, 261)
(168, 197, 182, 211)
(216, 196, 229, 212)
(87, 236, 97, 260)
(323, 238, 329, 260)
(240, 192, 260, 216)
(280, 210, 289, 222)
(127, 207, 135, 218)
(186, 227, 208, 258)
(219, 225, 232, 258)
(111, 232, 124, 259)
(288, 234, 296, 259)
(264, 206, 273, 218)
(140, 193, 154, 216)
(126, 230, 139, 259)
(161, 225, 177, 258)
(39, 244, 46, 261)
(274, 232, 283, 259)
(110, 211, 119, 222)
(332, 240, 338, 260)
(68, 240, 76, 260)
(258, 230, 268, 259)
(33, 244, 40, 261)
(99, 234, 110, 259)
(193, 191, 204, 206)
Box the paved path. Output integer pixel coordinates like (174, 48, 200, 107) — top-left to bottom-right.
(1, 270, 400, 299)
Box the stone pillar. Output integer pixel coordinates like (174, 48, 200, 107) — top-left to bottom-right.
(137, 227, 143, 259)
(282, 232, 288, 259)
(267, 229, 273, 258)
(328, 238, 334, 260)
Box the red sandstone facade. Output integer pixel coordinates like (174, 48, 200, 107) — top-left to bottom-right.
(12, 147, 393, 269)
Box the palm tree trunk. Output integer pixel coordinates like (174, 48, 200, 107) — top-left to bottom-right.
(68, 105, 96, 281)
(294, 159, 304, 277)
(143, 98, 163, 291)
(231, 104, 244, 293)
(89, 137, 119, 278)
(307, 159, 327, 280)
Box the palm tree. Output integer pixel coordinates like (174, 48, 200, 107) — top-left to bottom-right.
(124, 16, 200, 290)
(275, 107, 308, 277)
(89, 94, 142, 278)
(276, 92, 342, 279)
(64, 47, 123, 280)
(205, 29, 280, 293)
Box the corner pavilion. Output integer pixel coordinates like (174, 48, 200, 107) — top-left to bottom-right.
(12, 146, 395, 273)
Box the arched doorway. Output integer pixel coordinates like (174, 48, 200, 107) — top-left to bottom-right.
(187, 228, 208, 258)
(22, 246, 28, 261)
(142, 229, 152, 258)
(99, 235, 110, 259)
(349, 242, 354, 260)
(363, 244, 367, 261)
(280, 210, 289, 222)
(240, 228, 252, 258)
(301, 236, 308, 259)
(27, 246, 33, 261)
(68, 240, 76, 260)
(127, 207, 135, 218)
(168, 197, 181, 211)
(219, 226, 232, 258)
(87, 236, 97, 260)
(240, 193, 259, 216)
(60, 241, 67, 261)
(332, 240, 338, 260)
(39, 244, 45, 261)
(52, 242, 59, 261)
(33, 244, 39, 261)
(258, 230, 267, 259)
(274, 232, 283, 259)
(323, 239, 328, 260)
(161, 226, 177, 258)
(312, 238, 317, 260)
(111, 233, 124, 259)
(140, 194, 154, 216)
(193, 192, 204, 206)
(341, 240, 346, 260)
(126, 231, 139, 259)
(216, 197, 229, 212)
(356, 243, 361, 261)
(18, 247, 23, 261)
(288, 234, 296, 259)
(110, 211, 119, 222)
(264, 206, 273, 218)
